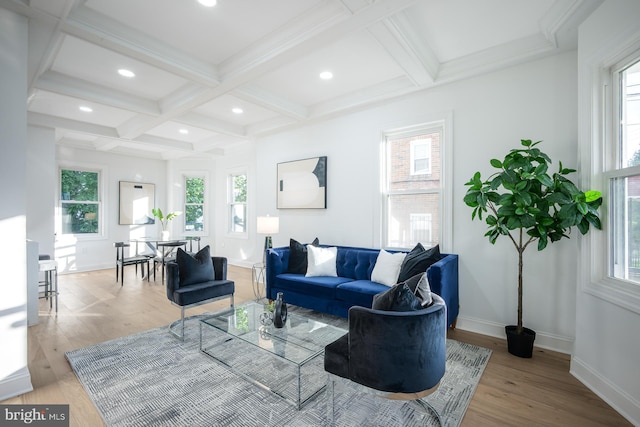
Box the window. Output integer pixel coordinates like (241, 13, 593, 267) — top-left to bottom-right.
(383, 124, 443, 249)
(184, 176, 205, 232)
(228, 172, 247, 234)
(609, 56, 640, 284)
(410, 139, 431, 175)
(60, 168, 101, 235)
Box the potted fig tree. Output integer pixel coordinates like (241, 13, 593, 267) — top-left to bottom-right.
(463, 139, 602, 358)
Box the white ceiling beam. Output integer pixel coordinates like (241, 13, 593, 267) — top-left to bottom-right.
(234, 85, 308, 120)
(367, 17, 435, 86)
(36, 70, 161, 116)
(131, 134, 194, 152)
(63, 5, 220, 87)
(28, 111, 119, 138)
(217, 0, 420, 89)
(176, 112, 246, 138)
(309, 76, 418, 119)
(92, 137, 121, 152)
(437, 34, 556, 84)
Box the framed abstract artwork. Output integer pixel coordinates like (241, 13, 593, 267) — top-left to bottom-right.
(277, 156, 327, 209)
(119, 181, 156, 225)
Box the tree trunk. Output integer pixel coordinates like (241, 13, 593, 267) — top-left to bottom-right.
(517, 247, 523, 334)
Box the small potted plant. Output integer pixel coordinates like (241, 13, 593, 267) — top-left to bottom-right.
(152, 208, 181, 241)
(463, 139, 602, 358)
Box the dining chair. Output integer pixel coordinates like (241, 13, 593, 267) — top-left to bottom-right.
(185, 236, 201, 253)
(114, 242, 150, 285)
(153, 240, 187, 282)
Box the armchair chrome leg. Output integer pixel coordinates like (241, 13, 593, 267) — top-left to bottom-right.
(413, 398, 442, 426)
(169, 307, 186, 341)
(327, 375, 335, 426)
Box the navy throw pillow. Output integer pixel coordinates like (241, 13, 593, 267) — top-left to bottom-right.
(372, 283, 422, 312)
(286, 237, 319, 274)
(176, 245, 214, 286)
(396, 243, 441, 283)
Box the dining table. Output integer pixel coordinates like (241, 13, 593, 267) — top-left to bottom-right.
(129, 237, 188, 280)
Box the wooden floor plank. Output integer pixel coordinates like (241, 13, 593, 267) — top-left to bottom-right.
(1, 267, 632, 426)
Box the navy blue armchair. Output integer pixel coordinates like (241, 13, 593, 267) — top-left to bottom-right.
(166, 256, 235, 340)
(324, 293, 447, 424)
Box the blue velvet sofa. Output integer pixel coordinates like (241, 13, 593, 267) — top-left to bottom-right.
(265, 245, 459, 327)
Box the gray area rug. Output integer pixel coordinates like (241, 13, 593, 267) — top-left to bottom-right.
(66, 306, 491, 427)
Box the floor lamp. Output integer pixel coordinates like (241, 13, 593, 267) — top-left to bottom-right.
(257, 216, 279, 265)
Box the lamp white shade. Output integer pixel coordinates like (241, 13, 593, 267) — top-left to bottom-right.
(257, 216, 279, 234)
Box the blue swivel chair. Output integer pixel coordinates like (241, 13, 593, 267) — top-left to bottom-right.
(324, 293, 447, 425)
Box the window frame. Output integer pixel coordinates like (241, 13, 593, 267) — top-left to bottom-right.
(584, 46, 640, 315)
(410, 138, 432, 175)
(183, 173, 207, 235)
(227, 170, 248, 237)
(57, 163, 107, 241)
(380, 117, 452, 251)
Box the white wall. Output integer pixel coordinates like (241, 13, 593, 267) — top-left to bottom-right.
(56, 146, 167, 272)
(255, 51, 580, 352)
(27, 125, 56, 257)
(573, 1, 640, 425)
(0, 7, 33, 400)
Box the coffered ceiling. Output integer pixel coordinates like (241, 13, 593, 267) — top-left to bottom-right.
(4, 0, 602, 159)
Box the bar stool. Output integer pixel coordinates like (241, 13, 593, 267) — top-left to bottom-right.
(39, 259, 58, 313)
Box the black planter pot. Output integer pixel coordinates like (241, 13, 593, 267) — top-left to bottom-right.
(505, 325, 536, 358)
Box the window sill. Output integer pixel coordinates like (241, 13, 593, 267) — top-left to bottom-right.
(583, 277, 640, 316)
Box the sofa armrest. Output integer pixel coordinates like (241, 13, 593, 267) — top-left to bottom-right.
(426, 254, 459, 327)
(266, 247, 288, 296)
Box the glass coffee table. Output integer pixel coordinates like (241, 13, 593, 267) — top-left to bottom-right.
(199, 302, 346, 409)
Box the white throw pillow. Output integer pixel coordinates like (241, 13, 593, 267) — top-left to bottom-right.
(306, 245, 338, 277)
(371, 249, 406, 286)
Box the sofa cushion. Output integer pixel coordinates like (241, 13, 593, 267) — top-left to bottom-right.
(402, 272, 433, 307)
(371, 249, 406, 286)
(397, 243, 441, 283)
(176, 245, 214, 286)
(371, 283, 422, 311)
(335, 280, 389, 308)
(275, 273, 351, 299)
(286, 237, 319, 274)
(306, 245, 338, 277)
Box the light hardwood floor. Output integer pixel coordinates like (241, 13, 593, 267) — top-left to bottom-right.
(2, 266, 632, 426)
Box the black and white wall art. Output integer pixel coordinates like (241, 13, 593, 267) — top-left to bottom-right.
(277, 156, 327, 209)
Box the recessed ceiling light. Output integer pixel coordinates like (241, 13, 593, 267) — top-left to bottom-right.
(232, 107, 244, 114)
(198, 0, 217, 6)
(118, 69, 135, 78)
(179, 129, 189, 135)
(79, 106, 93, 113)
(319, 71, 333, 80)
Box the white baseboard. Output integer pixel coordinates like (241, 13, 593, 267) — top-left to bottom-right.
(455, 316, 575, 354)
(0, 367, 33, 401)
(571, 356, 640, 426)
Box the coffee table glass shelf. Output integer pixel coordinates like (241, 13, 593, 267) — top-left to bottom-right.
(200, 302, 346, 409)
